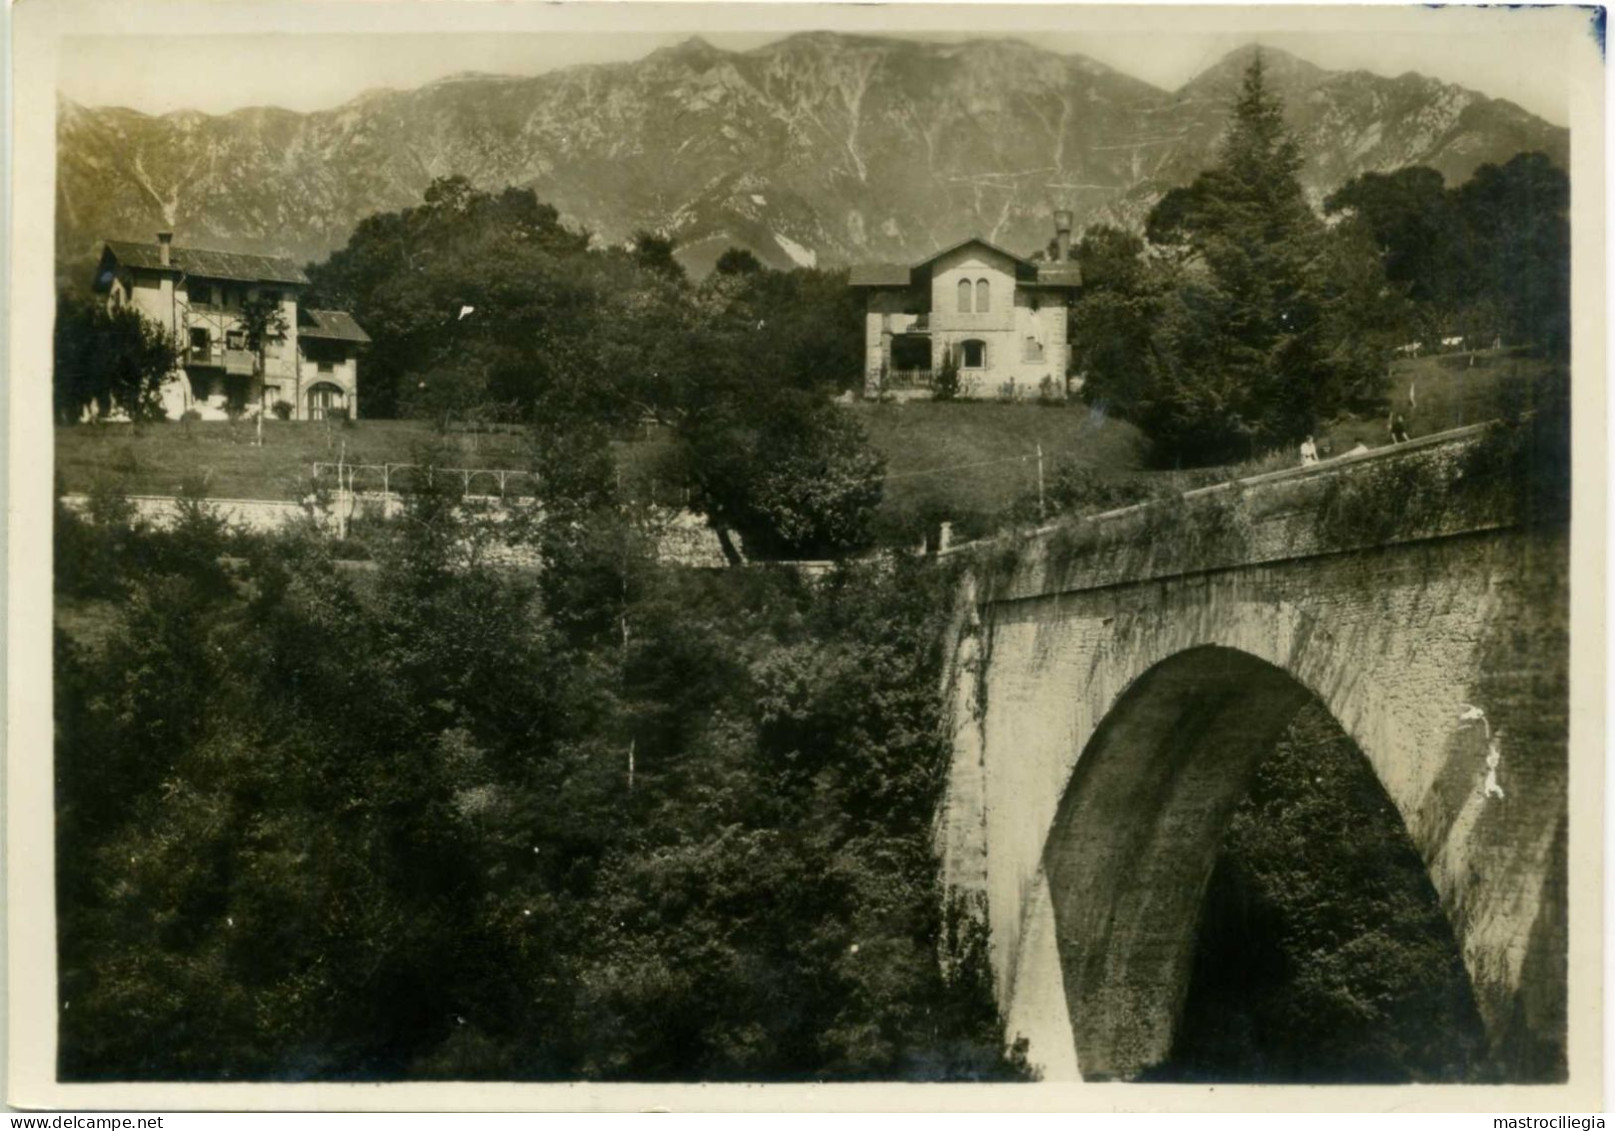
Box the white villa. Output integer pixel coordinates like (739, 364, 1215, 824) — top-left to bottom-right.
(849, 212, 1084, 400)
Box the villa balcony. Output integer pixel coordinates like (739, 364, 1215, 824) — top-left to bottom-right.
(186, 344, 256, 375)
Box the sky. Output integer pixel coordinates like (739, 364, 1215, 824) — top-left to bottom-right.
(55, 5, 1590, 126)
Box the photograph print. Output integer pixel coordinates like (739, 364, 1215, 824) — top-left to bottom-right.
(14, 0, 1603, 1108)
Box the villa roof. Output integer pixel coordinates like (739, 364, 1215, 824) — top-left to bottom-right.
(299, 308, 372, 344)
(912, 236, 1038, 272)
(849, 236, 1082, 288)
(99, 240, 310, 286)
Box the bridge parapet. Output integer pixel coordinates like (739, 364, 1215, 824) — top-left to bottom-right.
(950, 422, 1552, 604)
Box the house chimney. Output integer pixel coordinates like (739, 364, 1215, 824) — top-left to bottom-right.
(157, 231, 173, 267)
(1053, 211, 1073, 262)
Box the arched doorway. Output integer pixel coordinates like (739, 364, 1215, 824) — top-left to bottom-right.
(307, 381, 347, 420)
(1039, 646, 1483, 1082)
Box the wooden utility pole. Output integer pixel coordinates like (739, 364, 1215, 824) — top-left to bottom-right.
(1036, 443, 1046, 520)
(336, 440, 348, 541)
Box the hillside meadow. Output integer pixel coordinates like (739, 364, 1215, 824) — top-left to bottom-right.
(54, 349, 1558, 546)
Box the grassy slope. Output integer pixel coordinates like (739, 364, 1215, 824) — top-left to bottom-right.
(1328, 351, 1555, 450)
(851, 401, 1145, 535)
(56, 420, 542, 501)
(53, 405, 1147, 516)
(54, 349, 1557, 519)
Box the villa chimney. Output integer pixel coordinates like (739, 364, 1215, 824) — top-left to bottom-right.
(157, 231, 173, 267)
(1053, 210, 1073, 262)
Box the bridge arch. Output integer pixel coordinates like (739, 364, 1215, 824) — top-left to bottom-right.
(1031, 644, 1461, 1080)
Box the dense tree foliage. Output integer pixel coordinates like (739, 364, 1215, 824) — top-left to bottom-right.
(304, 186, 875, 559)
(630, 229, 688, 285)
(1067, 225, 1161, 423)
(303, 184, 862, 424)
(1154, 703, 1488, 1082)
(55, 490, 1018, 1081)
(714, 247, 765, 276)
(1327, 152, 1570, 356)
(53, 295, 179, 424)
(674, 391, 885, 562)
(1075, 55, 1569, 467)
(1323, 166, 1457, 308)
(303, 178, 600, 422)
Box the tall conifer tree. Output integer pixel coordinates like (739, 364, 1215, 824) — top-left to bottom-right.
(1141, 53, 1373, 464)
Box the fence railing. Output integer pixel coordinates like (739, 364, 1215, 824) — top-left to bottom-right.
(885, 368, 935, 390)
(310, 462, 541, 498)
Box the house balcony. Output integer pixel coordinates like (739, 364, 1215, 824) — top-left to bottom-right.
(186, 345, 256, 375)
(883, 313, 930, 336)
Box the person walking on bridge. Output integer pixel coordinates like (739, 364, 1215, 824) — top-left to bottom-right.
(1389, 412, 1411, 444)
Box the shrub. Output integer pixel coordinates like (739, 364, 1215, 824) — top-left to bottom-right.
(272, 400, 294, 421)
(1454, 365, 1570, 525)
(933, 349, 961, 402)
(1313, 457, 1452, 548)
(1009, 462, 1156, 526)
(55, 487, 137, 599)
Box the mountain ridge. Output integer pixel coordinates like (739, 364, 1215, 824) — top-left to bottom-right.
(55, 35, 1569, 281)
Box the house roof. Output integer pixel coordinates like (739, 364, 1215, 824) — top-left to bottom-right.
(299, 309, 371, 344)
(850, 236, 1083, 289)
(100, 240, 310, 286)
(913, 236, 1038, 272)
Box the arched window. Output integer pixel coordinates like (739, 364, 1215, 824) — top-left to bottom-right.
(961, 339, 986, 368)
(976, 278, 990, 313)
(957, 279, 973, 313)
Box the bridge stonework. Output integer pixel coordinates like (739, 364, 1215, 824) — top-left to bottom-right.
(937, 429, 1569, 1082)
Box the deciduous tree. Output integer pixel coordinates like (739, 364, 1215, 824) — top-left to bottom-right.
(53, 295, 179, 423)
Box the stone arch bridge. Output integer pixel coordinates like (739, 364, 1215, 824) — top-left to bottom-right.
(936, 425, 1569, 1082)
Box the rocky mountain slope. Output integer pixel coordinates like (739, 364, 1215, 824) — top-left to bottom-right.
(56, 34, 1568, 280)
